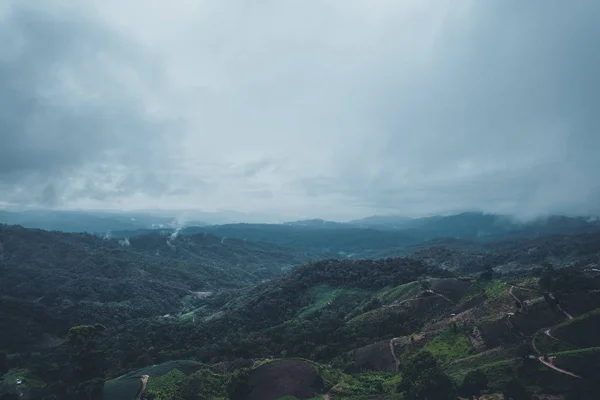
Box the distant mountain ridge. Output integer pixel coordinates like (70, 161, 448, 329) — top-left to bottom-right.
(113, 213, 600, 258)
(2, 210, 599, 259)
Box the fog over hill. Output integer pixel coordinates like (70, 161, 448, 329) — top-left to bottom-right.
(2, 0, 600, 398)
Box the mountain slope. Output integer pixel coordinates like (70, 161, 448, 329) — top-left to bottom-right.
(0, 225, 317, 350)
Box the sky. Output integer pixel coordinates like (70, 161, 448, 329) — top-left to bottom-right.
(1, 0, 599, 221)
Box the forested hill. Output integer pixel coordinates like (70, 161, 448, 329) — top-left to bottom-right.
(0, 224, 318, 348)
(409, 231, 600, 274)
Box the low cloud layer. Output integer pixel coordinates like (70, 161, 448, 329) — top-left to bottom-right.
(1, 1, 599, 220)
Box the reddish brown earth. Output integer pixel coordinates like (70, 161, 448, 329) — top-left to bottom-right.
(353, 340, 397, 372)
(231, 359, 324, 400)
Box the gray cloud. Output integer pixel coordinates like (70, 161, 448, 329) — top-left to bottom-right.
(0, 2, 183, 205)
(0, 1, 599, 219)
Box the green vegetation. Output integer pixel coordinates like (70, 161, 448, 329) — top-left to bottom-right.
(552, 308, 600, 347)
(459, 370, 488, 399)
(397, 351, 456, 400)
(298, 285, 364, 318)
(144, 367, 228, 400)
(423, 327, 474, 364)
(378, 281, 420, 304)
(3, 223, 600, 399)
(463, 279, 507, 301)
(146, 369, 187, 399)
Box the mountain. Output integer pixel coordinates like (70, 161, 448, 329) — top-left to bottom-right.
(349, 215, 413, 228)
(125, 213, 600, 258)
(4, 210, 600, 261)
(2, 225, 600, 399)
(352, 212, 600, 240)
(0, 224, 318, 351)
(181, 223, 417, 257)
(0, 209, 187, 233)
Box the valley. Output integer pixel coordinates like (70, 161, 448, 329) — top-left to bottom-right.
(1, 214, 600, 399)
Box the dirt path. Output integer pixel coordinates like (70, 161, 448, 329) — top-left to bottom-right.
(507, 315, 525, 338)
(512, 285, 541, 293)
(509, 286, 523, 308)
(383, 289, 456, 311)
(537, 357, 582, 379)
(383, 296, 428, 309)
(532, 331, 542, 354)
(389, 338, 400, 372)
(136, 375, 149, 400)
(558, 305, 574, 320)
(532, 327, 582, 378)
(543, 328, 580, 349)
(426, 289, 457, 305)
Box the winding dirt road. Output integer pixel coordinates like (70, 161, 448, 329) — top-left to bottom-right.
(507, 286, 582, 379)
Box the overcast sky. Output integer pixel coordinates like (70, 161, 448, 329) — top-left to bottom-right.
(1, 0, 599, 221)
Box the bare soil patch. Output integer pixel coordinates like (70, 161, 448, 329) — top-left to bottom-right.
(231, 359, 324, 400)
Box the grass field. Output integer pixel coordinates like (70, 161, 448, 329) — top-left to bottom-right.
(146, 368, 187, 400)
(422, 327, 474, 364)
(298, 285, 364, 318)
(117, 360, 208, 379)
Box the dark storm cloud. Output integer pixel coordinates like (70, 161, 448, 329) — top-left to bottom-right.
(316, 0, 600, 217)
(0, 2, 181, 205)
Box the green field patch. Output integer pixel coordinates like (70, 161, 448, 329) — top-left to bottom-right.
(0, 369, 46, 393)
(462, 280, 507, 302)
(377, 281, 420, 304)
(118, 360, 207, 379)
(422, 327, 474, 364)
(550, 346, 600, 356)
(534, 333, 573, 354)
(146, 368, 187, 400)
(297, 285, 364, 318)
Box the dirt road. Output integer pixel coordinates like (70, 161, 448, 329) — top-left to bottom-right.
(532, 327, 582, 378)
(509, 286, 523, 308)
(389, 339, 400, 372)
(136, 375, 149, 400)
(537, 357, 582, 379)
(426, 289, 457, 305)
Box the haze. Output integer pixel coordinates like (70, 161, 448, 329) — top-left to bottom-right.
(1, 1, 599, 221)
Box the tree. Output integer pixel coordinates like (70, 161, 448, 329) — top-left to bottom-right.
(479, 266, 493, 281)
(64, 324, 107, 400)
(397, 351, 457, 400)
(460, 370, 488, 399)
(502, 379, 531, 400)
(0, 352, 8, 376)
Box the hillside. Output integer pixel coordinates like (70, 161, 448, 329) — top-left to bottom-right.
(410, 231, 600, 274)
(0, 225, 317, 351)
(2, 227, 600, 399)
